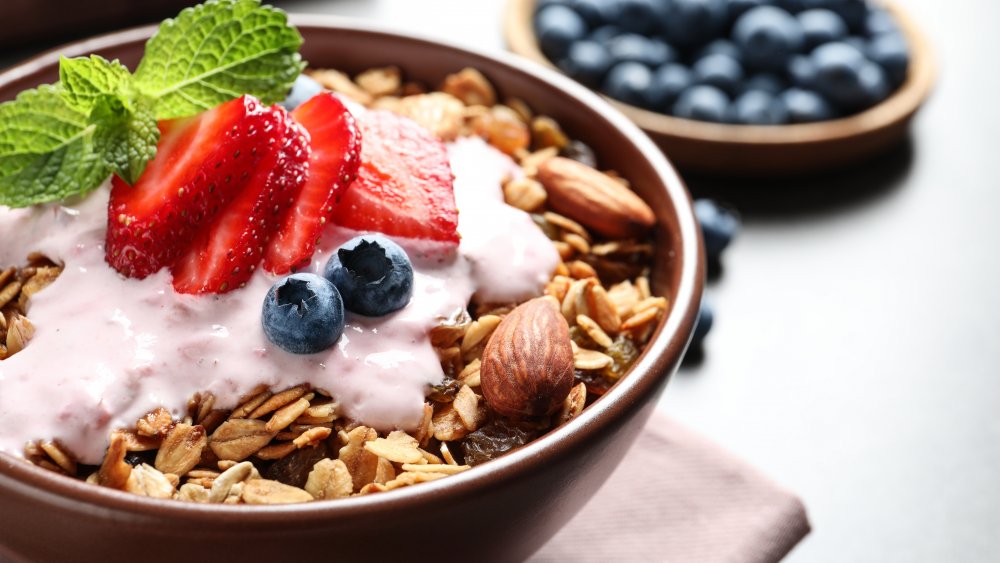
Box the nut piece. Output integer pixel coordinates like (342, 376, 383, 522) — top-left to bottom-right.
(480, 296, 575, 418)
(537, 157, 656, 239)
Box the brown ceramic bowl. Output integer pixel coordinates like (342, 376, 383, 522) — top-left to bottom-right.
(0, 17, 703, 563)
(505, 0, 936, 176)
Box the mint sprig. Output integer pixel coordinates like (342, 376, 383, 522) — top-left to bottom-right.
(0, 0, 303, 208)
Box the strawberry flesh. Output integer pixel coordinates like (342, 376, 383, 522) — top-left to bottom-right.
(330, 110, 459, 244)
(263, 92, 361, 275)
(171, 106, 310, 294)
(106, 96, 273, 279)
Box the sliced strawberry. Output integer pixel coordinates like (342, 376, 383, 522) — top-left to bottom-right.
(263, 93, 361, 275)
(330, 110, 459, 244)
(106, 96, 273, 278)
(171, 106, 310, 294)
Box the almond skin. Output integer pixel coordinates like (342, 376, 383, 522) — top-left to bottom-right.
(480, 297, 575, 419)
(537, 157, 656, 239)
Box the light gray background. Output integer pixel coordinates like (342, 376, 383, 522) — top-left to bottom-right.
(3, 1, 997, 561)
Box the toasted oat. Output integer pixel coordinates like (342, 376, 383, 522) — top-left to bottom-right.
(400, 463, 471, 475)
(265, 397, 312, 433)
(458, 358, 482, 388)
(544, 211, 591, 242)
(247, 385, 309, 419)
(230, 385, 272, 419)
(587, 284, 622, 335)
(209, 419, 276, 462)
(292, 427, 332, 449)
(411, 403, 435, 448)
(117, 429, 161, 452)
(531, 116, 569, 150)
(453, 385, 485, 432)
(440, 68, 496, 107)
(437, 345, 463, 377)
(154, 423, 207, 476)
(241, 479, 313, 505)
(355, 66, 402, 97)
(5, 314, 34, 356)
(503, 178, 547, 212)
(358, 483, 388, 495)
(375, 457, 396, 485)
(620, 305, 661, 333)
(308, 69, 373, 105)
(338, 426, 379, 492)
(567, 260, 598, 280)
(577, 314, 613, 348)
(557, 382, 588, 425)
(552, 240, 575, 261)
(432, 403, 470, 442)
(97, 432, 132, 490)
(39, 441, 77, 475)
(460, 315, 501, 357)
(208, 461, 255, 503)
(0, 280, 21, 310)
(440, 442, 458, 466)
(363, 431, 423, 464)
(178, 483, 210, 503)
(563, 232, 591, 255)
(383, 471, 449, 490)
(137, 407, 173, 438)
(126, 464, 175, 499)
(297, 402, 340, 424)
(608, 280, 642, 318)
(255, 442, 297, 460)
(17, 266, 61, 310)
(390, 92, 465, 140)
(305, 459, 353, 500)
(574, 348, 614, 371)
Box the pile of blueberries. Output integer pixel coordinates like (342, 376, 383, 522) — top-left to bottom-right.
(535, 0, 911, 124)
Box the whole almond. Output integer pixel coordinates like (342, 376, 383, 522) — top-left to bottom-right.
(537, 157, 656, 239)
(480, 297, 575, 418)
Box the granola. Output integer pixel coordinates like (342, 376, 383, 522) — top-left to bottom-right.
(6, 65, 667, 503)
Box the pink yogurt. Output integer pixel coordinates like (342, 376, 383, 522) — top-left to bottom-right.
(0, 136, 558, 463)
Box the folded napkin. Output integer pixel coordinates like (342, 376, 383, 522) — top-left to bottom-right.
(530, 415, 811, 563)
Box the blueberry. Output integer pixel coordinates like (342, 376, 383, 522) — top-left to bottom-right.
(589, 24, 622, 43)
(571, 0, 618, 28)
(732, 6, 805, 72)
(729, 90, 789, 124)
(602, 61, 653, 106)
(811, 41, 868, 108)
(694, 199, 740, 259)
(690, 296, 714, 349)
(797, 9, 848, 49)
(868, 32, 909, 86)
(695, 39, 743, 65)
(608, 34, 676, 67)
(864, 8, 899, 37)
(727, 0, 769, 24)
(692, 54, 744, 96)
(644, 63, 695, 110)
(857, 61, 891, 107)
(611, 0, 661, 35)
(560, 40, 613, 88)
(536, 5, 588, 61)
(280, 74, 324, 111)
(324, 235, 414, 317)
(828, 0, 868, 33)
(262, 273, 345, 355)
(673, 85, 730, 122)
(661, 0, 728, 47)
(740, 72, 787, 95)
(787, 54, 817, 88)
(779, 87, 835, 122)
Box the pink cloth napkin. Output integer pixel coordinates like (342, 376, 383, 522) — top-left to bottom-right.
(531, 414, 811, 563)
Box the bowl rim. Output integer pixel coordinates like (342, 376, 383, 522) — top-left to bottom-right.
(504, 0, 936, 146)
(0, 14, 704, 522)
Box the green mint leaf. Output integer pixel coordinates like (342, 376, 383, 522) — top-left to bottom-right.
(92, 96, 159, 185)
(134, 0, 304, 119)
(0, 85, 109, 208)
(59, 55, 133, 113)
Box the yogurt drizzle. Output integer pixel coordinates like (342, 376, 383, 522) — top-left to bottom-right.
(0, 136, 557, 463)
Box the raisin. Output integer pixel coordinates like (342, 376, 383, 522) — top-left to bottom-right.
(124, 451, 156, 467)
(429, 377, 463, 403)
(560, 139, 597, 168)
(460, 419, 538, 466)
(605, 335, 639, 378)
(263, 441, 330, 488)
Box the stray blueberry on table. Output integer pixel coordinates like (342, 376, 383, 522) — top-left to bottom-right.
(690, 296, 714, 349)
(262, 273, 345, 355)
(279, 74, 324, 111)
(324, 234, 415, 317)
(694, 198, 740, 261)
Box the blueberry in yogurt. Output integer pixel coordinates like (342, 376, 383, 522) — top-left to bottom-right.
(324, 234, 415, 317)
(263, 273, 346, 354)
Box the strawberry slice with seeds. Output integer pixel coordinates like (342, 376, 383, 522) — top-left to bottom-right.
(330, 110, 459, 244)
(106, 96, 273, 279)
(263, 92, 361, 275)
(171, 106, 310, 294)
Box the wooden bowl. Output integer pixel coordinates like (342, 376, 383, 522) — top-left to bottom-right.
(0, 17, 703, 563)
(504, 0, 936, 176)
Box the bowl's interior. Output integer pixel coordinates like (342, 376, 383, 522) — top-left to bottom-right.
(0, 17, 702, 521)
